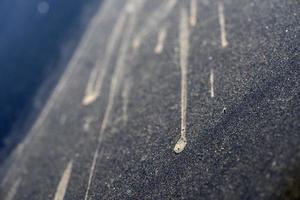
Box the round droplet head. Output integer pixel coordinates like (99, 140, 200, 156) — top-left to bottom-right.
(82, 93, 98, 106)
(173, 137, 187, 153)
(37, 1, 50, 14)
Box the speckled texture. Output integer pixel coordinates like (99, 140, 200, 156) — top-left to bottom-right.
(0, 0, 299, 199)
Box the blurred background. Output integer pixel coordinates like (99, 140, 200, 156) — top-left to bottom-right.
(0, 0, 102, 162)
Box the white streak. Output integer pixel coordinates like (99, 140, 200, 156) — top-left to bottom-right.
(218, 2, 228, 48)
(54, 160, 73, 200)
(82, 8, 128, 106)
(60, 114, 67, 125)
(210, 68, 214, 97)
(122, 79, 132, 126)
(154, 27, 167, 54)
(84, 2, 142, 198)
(132, 0, 177, 49)
(98, 14, 135, 141)
(84, 150, 99, 200)
(5, 178, 21, 200)
(83, 117, 94, 132)
(190, 0, 197, 27)
(174, 7, 189, 154)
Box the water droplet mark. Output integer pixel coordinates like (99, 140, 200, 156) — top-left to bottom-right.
(174, 6, 189, 154)
(37, 1, 50, 14)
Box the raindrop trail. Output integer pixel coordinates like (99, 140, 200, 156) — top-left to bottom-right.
(84, 150, 98, 200)
(84, 1, 143, 198)
(210, 68, 215, 97)
(83, 117, 94, 132)
(82, 7, 128, 106)
(5, 178, 21, 200)
(122, 79, 132, 126)
(54, 160, 73, 200)
(190, 0, 197, 27)
(154, 27, 167, 54)
(218, 2, 228, 48)
(174, 6, 189, 154)
(132, 0, 177, 49)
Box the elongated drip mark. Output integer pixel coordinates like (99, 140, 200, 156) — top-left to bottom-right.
(60, 114, 67, 125)
(82, 8, 128, 106)
(54, 160, 73, 200)
(84, 14, 132, 200)
(210, 68, 215, 98)
(132, 0, 177, 49)
(218, 2, 228, 48)
(84, 150, 98, 200)
(84, 1, 143, 198)
(174, 7, 189, 154)
(97, 11, 136, 142)
(83, 117, 94, 132)
(5, 178, 21, 200)
(154, 27, 167, 54)
(122, 79, 132, 126)
(190, 0, 197, 27)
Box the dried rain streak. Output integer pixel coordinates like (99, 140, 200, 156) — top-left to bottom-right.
(54, 160, 73, 200)
(174, 7, 189, 154)
(218, 2, 228, 48)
